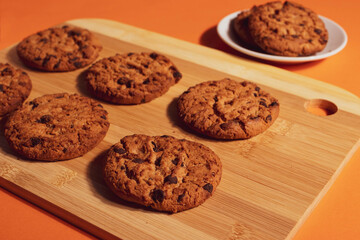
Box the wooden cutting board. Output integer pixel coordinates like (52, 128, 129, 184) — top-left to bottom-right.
(1, 19, 360, 240)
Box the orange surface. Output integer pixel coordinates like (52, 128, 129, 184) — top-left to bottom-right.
(0, 0, 360, 239)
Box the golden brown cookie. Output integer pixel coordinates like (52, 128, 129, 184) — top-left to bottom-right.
(232, 9, 262, 51)
(85, 52, 182, 104)
(103, 134, 222, 213)
(248, 1, 328, 56)
(4, 93, 109, 161)
(177, 78, 279, 139)
(0, 63, 32, 117)
(16, 25, 102, 71)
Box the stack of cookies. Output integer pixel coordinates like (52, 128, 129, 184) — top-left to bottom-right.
(233, 1, 328, 56)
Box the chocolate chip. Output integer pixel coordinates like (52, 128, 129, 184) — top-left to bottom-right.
(272, 29, 278, 34)
(253, 92, 258, 97)
(73, 62, 82, 68)
(143, 78, 150, 84)
(37, 115, 52, 124)
(291, 35, 299, 38)
(34, 57, 42, 61)
(67, 30, 81, 37)
(42, 57, 50, 67)
(214, 96, 218, 102)
(155, 156, 162, 166)
(151, 189, 164, 203)
(114, 147, 126, 154)
(151, 141, 160, 152)
(241, 81, 247, 87)
(164, 175, 178, 184)
(314, 28, 322, 34)
(100, 115, 107, 120)
(1, 67, 12, 76)
(149, 53, 158, 59)
(120, 166, 125, 170)
(259, 101, 268, 108)
(0, 84, 3, 92)
(39, 38, 48, 43)
(70, 57, 79, 62)
(172, 158, 179, 165)
(275, 9, 280, 15)
(269, 101, 279, 107)
(126, 80, 134, 88)
(97, 104, 103, 108)
(54, 60, 61, 69)
(63, 148, 67, 153)
(161, 135, 170, 138)
(265, 115, 272, 122)
(177, 193, 185, 202)
(29, 101, 39, 109)
(30, 137, 41, 147)
(173, 71, 182, 79)
(132, 158, 144, 163)
(308, 39, 313, 43)
(203, 183, 213, 193)
(117, 77, 128, 85)
(127, 52, 134, 56)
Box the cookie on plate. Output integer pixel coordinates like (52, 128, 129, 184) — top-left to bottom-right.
(177, 78, 279, 139)
(248, 1, 328, 56)
(103, 134, 222, 213)
(232, 9, 262, 51)
(85, 52, 182, 104)
(4, 93, 109, 161)
(0, 63, 32, 117)
(16, 25, 102, 71)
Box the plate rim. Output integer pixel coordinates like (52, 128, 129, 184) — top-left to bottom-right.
(217, 10, 348, 63)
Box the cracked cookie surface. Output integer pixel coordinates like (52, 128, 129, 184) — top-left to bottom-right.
(0, 63, 32, 117)
(248, 1, 328, 56)
(177, 78, 280, 139)
(103, 134, 222, 213)
(85, 52, 182, 104)
(4, 93, 109, 161)
(16, 25, 102, 71)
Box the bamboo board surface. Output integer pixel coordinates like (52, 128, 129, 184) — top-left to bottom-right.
(1, 19, 360, 240)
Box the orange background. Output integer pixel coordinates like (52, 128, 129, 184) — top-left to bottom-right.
(1, 0, 360, 239)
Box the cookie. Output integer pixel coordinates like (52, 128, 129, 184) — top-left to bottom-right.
(16, 25, 102, 71)
(85, 52, 182, 104)
(232, 10, 262, 51)
(4, 93, 109, 161)
(177, 78, 279, 139)
(0, 63, 32, 117)
(103, 134, 222, 213)
(248, 1, 328, 56)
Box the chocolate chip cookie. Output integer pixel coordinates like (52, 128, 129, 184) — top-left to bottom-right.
(248, 1, 328, 56)
(85, 52, 182, 104)
(16, 25, 102, 71)
(103, 134, 222, 213)
(4, 93, 109, 161)
(177, 78, 280, 139)
(0, 63, 32, 117)
(232, 9, 262, 51)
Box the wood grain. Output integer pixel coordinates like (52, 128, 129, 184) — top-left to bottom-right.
(1, 19, 360, 240)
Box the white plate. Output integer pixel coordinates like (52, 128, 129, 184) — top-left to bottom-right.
(217, 11, 348, 63)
